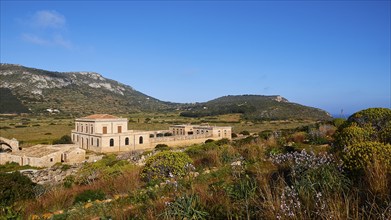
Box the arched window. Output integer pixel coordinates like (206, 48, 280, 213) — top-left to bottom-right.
(139, 136, 143, 144)
(125, 137, 129, 145)
(110, 138, 114, 147)
(97, 139, 99, 147)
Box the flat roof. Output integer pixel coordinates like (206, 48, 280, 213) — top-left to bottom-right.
(82, 114, 119, 119)
(11, 144, 80, 158)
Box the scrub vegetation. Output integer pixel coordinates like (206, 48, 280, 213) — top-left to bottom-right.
(1, 108, 390, 219)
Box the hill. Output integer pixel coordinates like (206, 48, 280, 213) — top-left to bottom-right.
(180, 95, 332, 120)
(0, 64, 175, 115)
(0, 64, 331, 120)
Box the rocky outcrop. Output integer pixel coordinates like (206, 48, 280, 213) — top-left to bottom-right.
(20, 165, 81, 185)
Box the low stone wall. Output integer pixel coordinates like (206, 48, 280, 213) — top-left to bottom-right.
(150, 134, 220, 148)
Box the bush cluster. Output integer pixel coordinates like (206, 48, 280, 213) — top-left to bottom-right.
(334, 108, 391, 172)
(141, 151, 193, 182)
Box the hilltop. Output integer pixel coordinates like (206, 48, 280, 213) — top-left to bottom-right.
(180, 95, 332, 121)
(0, 64, 174, 115)
(0, 64, 331, 120)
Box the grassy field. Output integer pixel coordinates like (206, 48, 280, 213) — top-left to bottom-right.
(0, 113, 317, 146)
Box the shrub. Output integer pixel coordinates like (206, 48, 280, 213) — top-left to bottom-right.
(0, 172, 36, 206)
(231, 133, 238, 138)
(240, 130, 250, 136)
(332, 118, 346, 128)
(334, 124, 372, 148)
(162, 194, 208, 220)
(342, 141, 391, 171)
(73, 189, 105, 204)
(53, 135, 73, 144)
(205, 139, 214, 144)
(155, 144, 170, 151)
(347, 108, 391, 132)
(141, 151, 193, 182)
(258, 130, 273, 140)
(215, 138, 230, 146)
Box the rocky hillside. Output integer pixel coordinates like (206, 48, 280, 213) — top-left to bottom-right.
(0, 64, 174, 115)
(0, 64, 331, 120)
(180, 95, 332, 120)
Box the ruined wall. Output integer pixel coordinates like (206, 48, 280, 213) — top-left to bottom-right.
(0, 137, 19, 152)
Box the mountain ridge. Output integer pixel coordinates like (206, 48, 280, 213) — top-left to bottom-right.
(0, 63, 331, 120)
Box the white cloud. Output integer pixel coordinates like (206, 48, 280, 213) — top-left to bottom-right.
(22, 33, 73, 49)
(31, 10, 66, 29)
(20, 10, 73, 49)
(21, 33, 50, 46)
(52, 34, 72, 49)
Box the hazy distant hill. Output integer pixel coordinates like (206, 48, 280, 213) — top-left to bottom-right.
(180, 95, 332, 121)
(0, 64, 331, 120)
(0, 64, 174, 115)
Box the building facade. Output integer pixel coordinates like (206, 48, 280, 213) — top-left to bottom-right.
(72, 114, 232, 153)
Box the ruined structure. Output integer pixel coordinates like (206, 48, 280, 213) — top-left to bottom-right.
(72, 114, 232, 153)
(0, 137, 85, 167)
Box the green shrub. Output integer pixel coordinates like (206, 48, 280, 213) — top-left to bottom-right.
(240, 130, 250, 136)
(141, 151, 193, 182)
(343, 141, 391, 171)
(155, 144, 170, 151)
(53, 135, 73, 144)
(215, 138, 230, 146)
(205, 139, 214, 144)
(0, 172, 36, 206)
(348, 108, 391, 132)
(334, 124, 373, 148)
(332, 118, 346, 128)
(75, 154, 133, 185)
(73, 189, 105, 204)
(231, 133, 238, 138)
(258, 130, 273, 140)
(162, 194, 208, 220)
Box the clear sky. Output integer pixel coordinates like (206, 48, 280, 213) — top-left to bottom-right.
(1, 1, 390, 116)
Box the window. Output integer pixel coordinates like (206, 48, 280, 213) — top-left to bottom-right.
(86, 126, 89, 133)
(118, 126, 122, 133)
(139, 136, 143, 144)
(97, 139, 99, 147)
(91, 138, 94, 146)
(91, 126, 93, 134)
(110, 138, 114, 147)
(81, 125, 83, 132)
(50, 158, 53, 162)
(103, 126, 107, 134)
(125, 137, 129, 145)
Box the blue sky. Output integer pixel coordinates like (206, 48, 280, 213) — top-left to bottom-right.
(1, 1, 390, 115)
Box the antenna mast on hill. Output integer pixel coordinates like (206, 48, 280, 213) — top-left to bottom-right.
(340, 109, 345, 119)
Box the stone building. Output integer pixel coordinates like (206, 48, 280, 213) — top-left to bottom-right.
(0, 143, 85, 167)
(72, 114, 232, 153)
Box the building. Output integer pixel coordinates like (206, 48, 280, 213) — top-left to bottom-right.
(71, 114, 151, 153)
(0, 143, 85, 167)
(72, 114, 232, 153)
